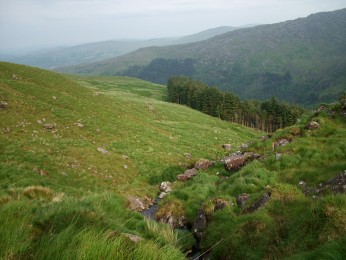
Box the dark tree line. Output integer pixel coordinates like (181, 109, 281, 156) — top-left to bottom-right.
(167, 76, 304, 132)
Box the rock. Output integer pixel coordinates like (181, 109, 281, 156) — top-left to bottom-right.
(74, 122, 84, 128)
(236, 193, 249, 208)
(276, 153, 282, 160)
(222, 144, 232, 150)
(316, 105, 327, 113)
(214, 199, 230, 211)
(245, 192, 271, 213)
(159, 181, 172, 193)
(121, 155, 129, 160)
(224, 153, 257, 172)
(304, 171, 346, 196)
(240, 143, 249, 149)
(192, 209, 208, 240)
(158, 192, 167, 199)
(0, 101, 8, 109)
(176, 168, 198, 181)
(44, 123, 55, 130)
(299, 180, 306, 186)
(123, 164, 128, 169)
(158, 214, 186, 228)
(127, 196, 153, 212)
(274, 138, 290, 148)
(12, 74, 18, 80)
(305, 121, 320, 130)
(97, 147, 109, 155)
(194, 159, 213, 170)
(183, 153, 192, 159)
(122, 233, 143, 243)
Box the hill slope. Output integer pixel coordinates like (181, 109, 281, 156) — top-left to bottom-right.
(0, 62, 258, 258)
(0, 26, 242, 70)
(57, 8, 346, 107)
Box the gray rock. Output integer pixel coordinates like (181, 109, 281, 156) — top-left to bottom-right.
(245, 192, 271, 213)
(305, 121, 320, 130)
(0, 101, 8, 109)
(236, 193, 249, 208)
(274, 138, 290, 148)
(44, 123, 55, 130)
(122, 233, 143, 243)
(127, 196, 153, 212)
(74, 122, 84, 128)
(159, 181, 172, 193)
(158, 192, 167, 199)
(97, 147, 109, 155)
(176, 168, 198, 181)
(222, 144, 232, 150)
(194, 159, 213, 170)
(276, 153, 282, 160)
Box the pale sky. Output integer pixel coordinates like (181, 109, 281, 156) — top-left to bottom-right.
(0, 0, 345, 50)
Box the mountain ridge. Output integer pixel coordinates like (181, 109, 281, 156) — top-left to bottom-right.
(57, 8, 346, 107)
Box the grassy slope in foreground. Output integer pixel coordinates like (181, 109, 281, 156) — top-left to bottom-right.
(0, 62, 258, 258)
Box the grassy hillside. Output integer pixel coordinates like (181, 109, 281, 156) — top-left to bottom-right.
(57, 8, 346, 107)
(0, 62, 258, 258)
(157, 98, 346, 258)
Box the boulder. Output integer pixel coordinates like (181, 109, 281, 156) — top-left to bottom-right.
(194, 159, 213, 170)
(159, 181, 172, 193)
(305, 121, 320, 130)
(176, 168, 198, 181)
(236, 193, 249, 208)
(0, 101, 8, 109)
(127, 196, 153, 212)
(245, 192, 271, 213)
(222, 144, 232, 150)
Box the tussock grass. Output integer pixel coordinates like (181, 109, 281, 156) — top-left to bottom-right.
(22, 185, 54, 200)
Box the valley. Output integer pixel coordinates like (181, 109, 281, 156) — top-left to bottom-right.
(1, 62, 345, 259)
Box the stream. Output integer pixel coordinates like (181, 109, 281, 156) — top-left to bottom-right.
(141, 198, 202, 259)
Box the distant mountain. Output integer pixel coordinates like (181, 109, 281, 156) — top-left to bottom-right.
(0, 26, 242, 69)
(57, 9, 346, 107)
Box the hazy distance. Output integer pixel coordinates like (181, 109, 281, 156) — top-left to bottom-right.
(0, 0, 346, 51)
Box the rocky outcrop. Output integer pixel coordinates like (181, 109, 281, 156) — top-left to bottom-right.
(245, 192, 271, 213)
(194, 159, 214, 171)
(127, 196, 154, 212)
(301, 171, 346, 196)
(176, 168, 198, 181)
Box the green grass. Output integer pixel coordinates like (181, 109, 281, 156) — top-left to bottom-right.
(0, 62, 258, 258)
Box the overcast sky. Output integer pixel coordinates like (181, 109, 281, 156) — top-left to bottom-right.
(0, 0, 345, 50)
